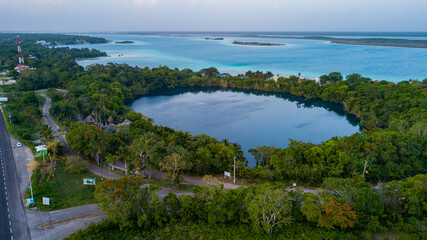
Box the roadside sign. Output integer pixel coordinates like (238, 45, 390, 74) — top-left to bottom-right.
(26, 198, 34, 204)
(83, 178, 96, 185)
(42, 197, 50, 205)
(0, 97, 8, 102)
(224, 171, 231, 177)
(28, 185, 31, 189)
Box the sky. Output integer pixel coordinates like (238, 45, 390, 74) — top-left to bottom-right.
(0, 0, 426, 32)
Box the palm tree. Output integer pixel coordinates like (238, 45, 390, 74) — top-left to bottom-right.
(131, 133, 157, 176)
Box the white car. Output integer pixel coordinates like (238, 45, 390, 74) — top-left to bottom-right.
(16, 142, 22, 147)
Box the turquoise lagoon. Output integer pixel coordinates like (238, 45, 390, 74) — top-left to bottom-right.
(70, 33, 427, 82)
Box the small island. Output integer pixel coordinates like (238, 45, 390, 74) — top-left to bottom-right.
(205, 37, 224, 40)
(232, 41, 285, 46)
(115, 40, 134, 44)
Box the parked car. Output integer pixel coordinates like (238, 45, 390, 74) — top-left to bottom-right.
(16, 142, 22, 147)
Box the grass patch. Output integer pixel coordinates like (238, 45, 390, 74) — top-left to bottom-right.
(26, 160, 103, 211)
(212, 173, 252, 186)
(1, 102, 37, 151)
(1, 90, 44, 152)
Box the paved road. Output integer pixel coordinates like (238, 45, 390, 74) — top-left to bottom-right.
(0, 145, 12, 240)
(41, 94, 73, 155)
(25, 204, 106, 240)
(87, 163, 121, 180)
(0, 107, 31, 240)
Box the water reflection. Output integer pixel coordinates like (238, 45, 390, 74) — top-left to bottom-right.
(145, 87, 361, 129)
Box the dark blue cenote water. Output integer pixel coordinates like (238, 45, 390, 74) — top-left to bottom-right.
(129, 88, 361, 166)
(69, 32, 427, 82)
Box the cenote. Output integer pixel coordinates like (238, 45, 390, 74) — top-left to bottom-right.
(129, 88, 361, 166)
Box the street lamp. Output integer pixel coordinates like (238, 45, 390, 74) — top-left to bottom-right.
(233, 157, 236, 184)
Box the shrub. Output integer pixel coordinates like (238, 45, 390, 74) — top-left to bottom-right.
(65, 156, 88, 174)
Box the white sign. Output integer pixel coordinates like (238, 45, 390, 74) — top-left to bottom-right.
(224, 171, 231, 177)
(43, 197, 50, 205)
(0, 97, 8, 102)
(26, 198, 34, 204)
(293, 183, 297, 187)
(83, 178, 96, 185)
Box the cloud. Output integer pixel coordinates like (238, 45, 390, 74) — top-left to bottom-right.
(29, 0, 65, 3)
(0, 0, 67, 8)
(133, 0, 159, 6)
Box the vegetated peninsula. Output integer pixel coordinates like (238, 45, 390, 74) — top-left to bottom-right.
(205, 37, 224, 40)
(232, 41, 285, 46)
(115, 40, 134, 44)
(299, 37, 427, 48)
(234, 34, 427, 48)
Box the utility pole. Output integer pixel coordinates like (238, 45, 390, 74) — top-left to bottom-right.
(363, 160, 368, 177)
(233, 157, 236, 184)
(97, 151, 103, 180)
(29, 175, 34, 201)
(51, 154, 54, 176)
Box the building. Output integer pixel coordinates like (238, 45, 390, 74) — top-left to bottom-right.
(84, 114, 96, 124)
(35, 145, 47, 157)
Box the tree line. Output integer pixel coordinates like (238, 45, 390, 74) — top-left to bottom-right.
(68, 174, 427, 239)
(50, 63, 425, 185)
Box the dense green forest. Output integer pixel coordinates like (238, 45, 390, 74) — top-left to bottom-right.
(0, 33, 107, 45)
(1, 34, 426, 239)
(48, 64, 426, 185)
(67, 174, 427, 239)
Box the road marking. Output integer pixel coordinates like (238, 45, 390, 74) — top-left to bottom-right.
(0, 130, 15, 240)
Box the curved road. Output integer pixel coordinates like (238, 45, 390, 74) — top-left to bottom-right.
(40, 94, 73, 156)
